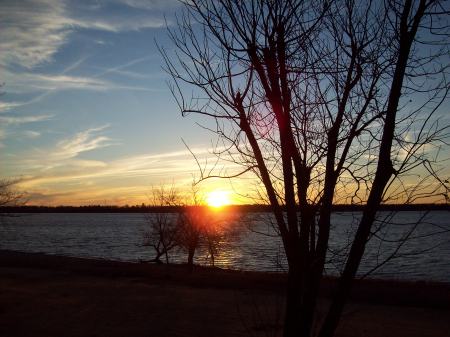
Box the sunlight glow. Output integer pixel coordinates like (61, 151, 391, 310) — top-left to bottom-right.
(206, 190, 231, 208)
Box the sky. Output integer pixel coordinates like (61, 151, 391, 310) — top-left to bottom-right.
(0, 0, 248, 206)
(1, 0, 448, 206)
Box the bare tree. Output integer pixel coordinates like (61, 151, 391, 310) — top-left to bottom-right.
(0, 179, 25, 226)
(144, 184, 228, 270)
(0, 178, 25, 208)
(199, 207, 237, 268)
(176, 185, 223, 271)
(202, 217, 222, 267)
(160, 1, 449, 336)
(177, 205, 204, 271)
(143, 185, 179, 264)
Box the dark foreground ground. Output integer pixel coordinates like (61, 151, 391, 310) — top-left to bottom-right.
(0, 250, 449, 337)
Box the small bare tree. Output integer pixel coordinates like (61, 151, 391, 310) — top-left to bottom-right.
(143, 185, 179, 264)
(0, 179, 25, 207)
(202, 217, 223, 267)
(144, 184, 228, 270)
(177, 205, 206, 271)
(0, 178, 25, 218)
(176, 184, 224, 271)
(160, 0, 449, 336)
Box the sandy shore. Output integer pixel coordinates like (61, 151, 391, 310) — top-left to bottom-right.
(0, 250, 449, 337)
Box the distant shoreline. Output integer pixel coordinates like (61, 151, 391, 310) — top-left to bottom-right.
(1, 203, 449, 213)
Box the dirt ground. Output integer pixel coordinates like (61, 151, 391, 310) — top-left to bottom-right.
(0, 251, 449, 337)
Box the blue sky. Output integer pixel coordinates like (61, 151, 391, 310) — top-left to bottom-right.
(0, 0, 242, 205)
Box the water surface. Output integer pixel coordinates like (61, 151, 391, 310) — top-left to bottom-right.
(1, 211, 449, 282)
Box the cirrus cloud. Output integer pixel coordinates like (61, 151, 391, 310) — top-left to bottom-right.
(0, 0, 170, 69)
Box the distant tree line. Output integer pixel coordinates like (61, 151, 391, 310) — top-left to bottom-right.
(1, 203, 449, 214)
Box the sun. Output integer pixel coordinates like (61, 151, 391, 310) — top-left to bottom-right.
(206, 190, 231, 208)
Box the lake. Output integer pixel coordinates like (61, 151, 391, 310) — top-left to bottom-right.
(0, 211, 449, 282)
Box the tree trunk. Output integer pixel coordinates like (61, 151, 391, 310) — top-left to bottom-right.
(283, 266, 304, 337)
(187, 246, 195, 273)
(164, 250, 169, 264)
(283, 259, 319, 337)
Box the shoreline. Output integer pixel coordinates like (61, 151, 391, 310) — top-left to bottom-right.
(1, 249, 449, 308)
(1, 249, 449, 337)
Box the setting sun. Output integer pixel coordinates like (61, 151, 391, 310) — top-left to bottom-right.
(206, 190, 231, 208)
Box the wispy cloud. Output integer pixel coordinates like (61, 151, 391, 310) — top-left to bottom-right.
(92, 56, 156, 79)
(22, 130, 41, 139)
(0, 114, 52, 125)
(0, 0, 169, 70)
(11, 140, 251, 205)
(71, 15, 166, 33)
(117, 0, 181, 10)
(0, 101, 23, 113)
(0, 113, 51, 147)
(0, 0, 70, 69)
(1, 0, 164, 113)
(3, 69, 158, 95)
(50, 125, 115, 161)
(20, 145, 208, 180)
(5, 72, 110, 92)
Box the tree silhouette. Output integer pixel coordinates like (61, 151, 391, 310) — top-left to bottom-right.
(143, 185, 179, 264)
(144, 184, 228, 271)
(176, 185, 229, 272)
(0, 179, 24, 209)
(161, 0, 449, 336)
